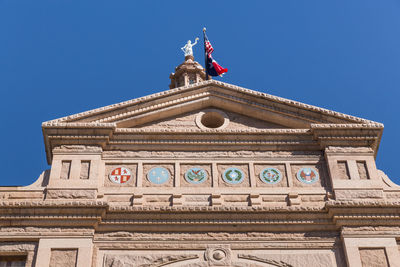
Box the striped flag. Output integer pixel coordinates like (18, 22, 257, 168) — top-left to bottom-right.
(203, 30, 228, 78)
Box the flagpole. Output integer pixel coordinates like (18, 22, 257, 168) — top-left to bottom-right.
(203, 27, 209, 81)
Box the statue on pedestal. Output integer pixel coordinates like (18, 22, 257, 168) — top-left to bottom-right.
(181, 37, 199, 57)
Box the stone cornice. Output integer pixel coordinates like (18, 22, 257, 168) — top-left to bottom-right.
(0, 200, 399, 229)
(107, 205, 326, 213)
(2, 199, 399, 210)
(41, 122, 116, 128)
(0, 201, 106, 227)
(326, 200, 400, 226)
(311, 123, 383, 157)
(311, 123, 384, 129)
(101, 218, 331, 225)
(107, 140, 316, 146)
(326, 200, 400, 208)
(0, 200, 108, 207)
(325, 146, 374, 153)
(52, 145, 103, 154)
(97, 90, 212, 124)
(43, 123, 383, 163)
(114, 128, 310, 134)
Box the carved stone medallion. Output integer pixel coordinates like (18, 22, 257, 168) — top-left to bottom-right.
(296, 167, 319, 184)
(185, 167, 208, 184)
(222, 167, 244, 184)
(260, 168, 282, 184)
(109, 167, 132, 184)
(147, 167, 170, 184)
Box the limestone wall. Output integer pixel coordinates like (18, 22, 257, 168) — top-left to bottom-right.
(0, 146, 398, 267)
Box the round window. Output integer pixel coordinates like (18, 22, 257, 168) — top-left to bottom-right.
(195, 109, 229, 130)
(201, 112, 225, 128)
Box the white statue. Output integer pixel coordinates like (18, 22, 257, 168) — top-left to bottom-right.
(181, 37, 199, 56)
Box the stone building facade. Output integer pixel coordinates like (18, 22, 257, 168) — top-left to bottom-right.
(1, 56, 400, 267)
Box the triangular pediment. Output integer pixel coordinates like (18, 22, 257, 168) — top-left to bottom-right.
(43, 80, 379, 128)
(42, 80, 383, 164)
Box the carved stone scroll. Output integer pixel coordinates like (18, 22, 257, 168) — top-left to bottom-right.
(238, 254, 293, 267)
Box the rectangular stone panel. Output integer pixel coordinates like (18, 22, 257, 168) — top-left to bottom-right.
(359, 248, 389, 267)
(180, 164, 212, 187)
(183, 194, 210, 206)
(291, 164, 325, 188)
(254, 164, 287, 187)
(144, 195, 171, 206)
(60, 161, 71, 180)
(357, 161, 370, 180)
(49, 249, 77, 267)
(79, 161, 90, 180)
(100, 248, 341, 267)
(104, 164, 137, 187)
(224, 194, 250, 206)
(217, 164, 250, 187)
(337, 161, 350, 180)
(143, 164, 174, 187)
(300, 194, 326, 202)
(261, 195, 287, 203)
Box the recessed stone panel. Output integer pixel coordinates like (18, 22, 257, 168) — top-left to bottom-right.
(300, 195, 326, 203)
(359, 248, 389, 267)
(217, 164, 250, 187)
(104, 164, 137, 187)
(100, 248, 340, 267)
(184, 194, 210, 206)
(291, 164, 324, 188)
(80, 161, 90, 180)
(357, 161, 370, 180)
(49, 249, 77, 267)
(224, 195, 249, 206)
(254, 164, 287, 187)
(262, 195, 287, 203)
(337, 161, 350, 180)
(180, 164, 212, 187)
(143, 164, 174, 187)
(60, 161, 71, 180)
(144, 195, 172, 206)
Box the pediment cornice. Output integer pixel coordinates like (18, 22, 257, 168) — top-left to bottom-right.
(43, 80, 381, 126)
(42, 80, 384, 163)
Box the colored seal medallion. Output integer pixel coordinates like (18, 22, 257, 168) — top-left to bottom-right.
(109, 167, 131, 184)
(185, 167, 208, 184)
(147, 167, 170, 184)
(297, 167, 319, 184)
(222, 167, 244, 184)
(260, 168, 282, 184)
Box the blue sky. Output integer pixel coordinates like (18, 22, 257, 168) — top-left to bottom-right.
(0, 0, 399, 186)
